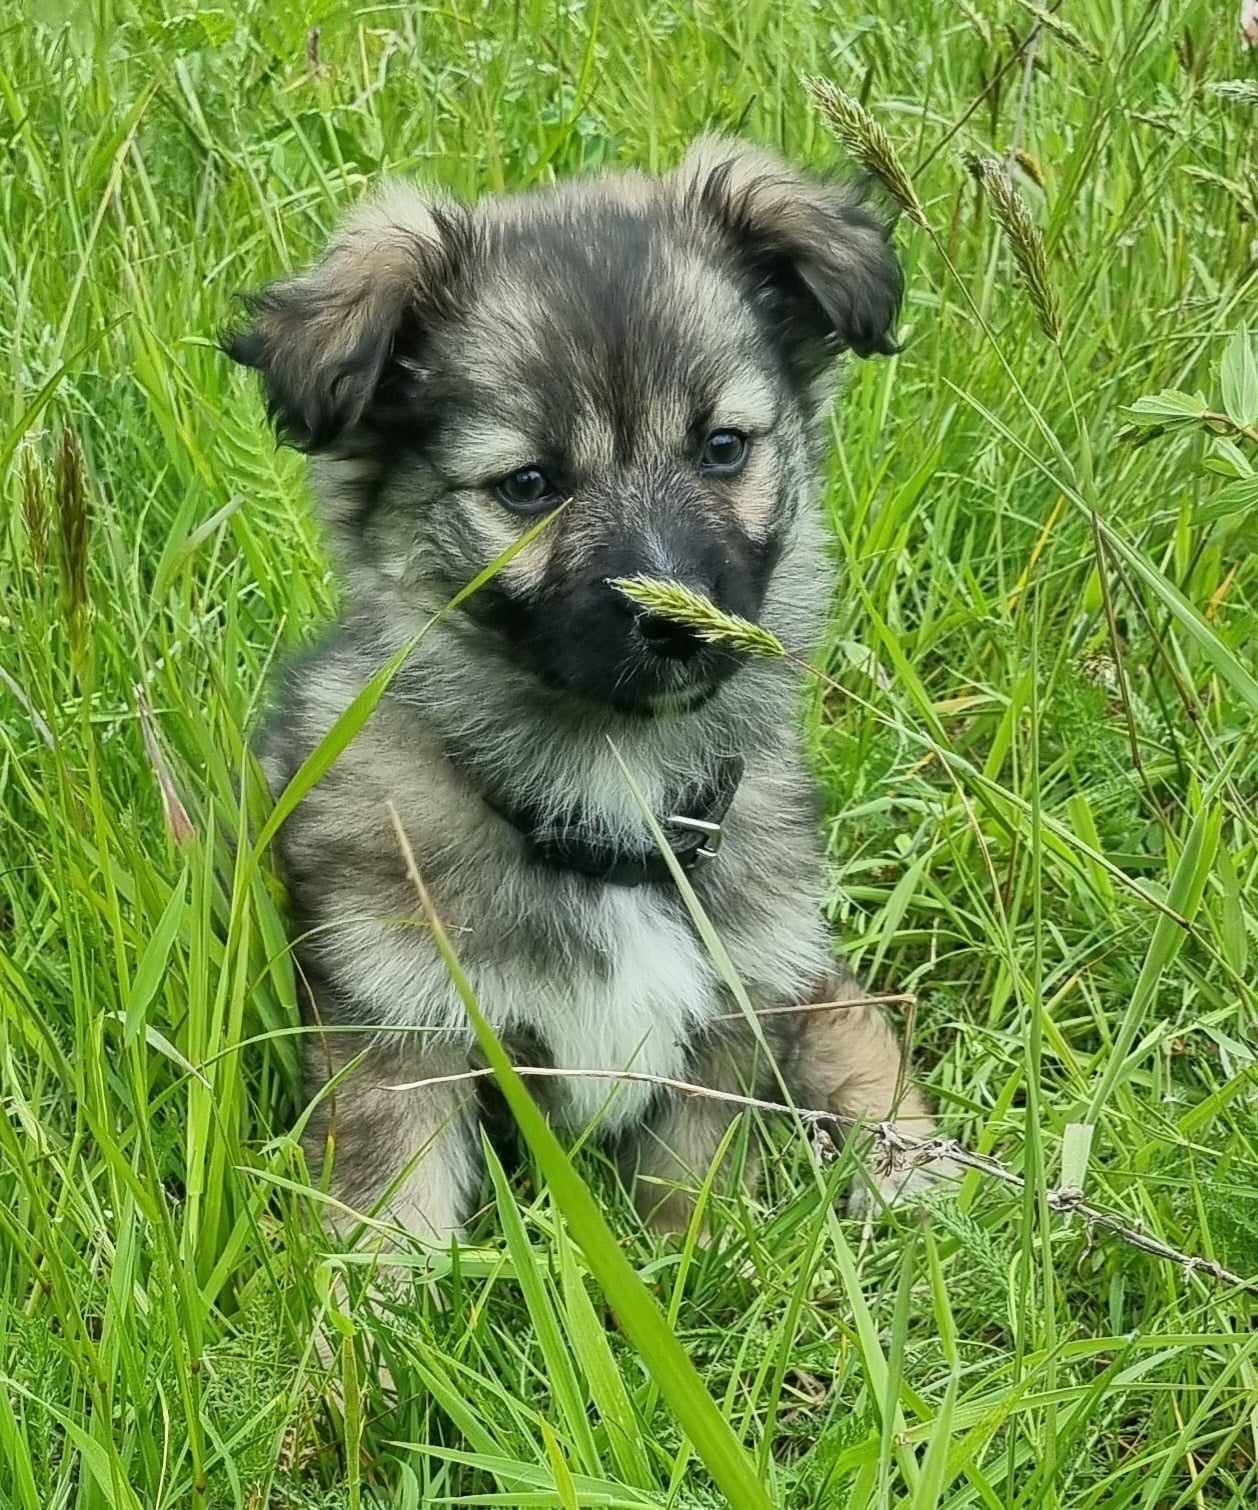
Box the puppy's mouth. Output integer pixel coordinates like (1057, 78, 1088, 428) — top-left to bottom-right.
(603, 645, 745, 717)
(536, 646, 738, 718)
(639, 684, 721, 718)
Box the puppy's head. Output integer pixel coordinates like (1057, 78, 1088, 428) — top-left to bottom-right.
(226, 138, 901, 713)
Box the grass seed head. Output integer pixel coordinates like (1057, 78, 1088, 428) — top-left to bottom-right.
(804, 75, 927, 227)
(611, 576, 786, 659)
(55, 426, 91, 665)
(1014, 0, 1102, 64)
(965, 152, 1062, 346)
(1209, 80, 1258, 104)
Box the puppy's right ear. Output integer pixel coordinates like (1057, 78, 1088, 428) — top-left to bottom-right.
(222, 185, 466, 451)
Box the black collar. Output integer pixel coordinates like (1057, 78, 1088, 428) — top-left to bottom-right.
(468, 754, 745, 888)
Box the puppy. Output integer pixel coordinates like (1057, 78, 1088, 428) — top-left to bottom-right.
(226, 137, 947, 1246)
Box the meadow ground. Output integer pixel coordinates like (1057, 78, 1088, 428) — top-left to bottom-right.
(2, 2, 1257, 1506)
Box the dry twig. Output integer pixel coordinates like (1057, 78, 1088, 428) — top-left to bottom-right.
(710, 992, 915, 1023)
(381, 1063, 1255, 1293)
(136, 683, 197, 846)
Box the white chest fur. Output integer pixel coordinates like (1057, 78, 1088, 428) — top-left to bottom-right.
(499, 886, 720, 1133)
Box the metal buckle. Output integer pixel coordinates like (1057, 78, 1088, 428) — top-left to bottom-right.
(666, 814, 724, 863)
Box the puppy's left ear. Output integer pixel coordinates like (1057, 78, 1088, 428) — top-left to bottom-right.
(676, 136, 902, 381)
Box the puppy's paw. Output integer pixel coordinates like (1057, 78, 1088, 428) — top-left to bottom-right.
(846, 1136, 961, 1218)
(313, 1268, 406, 1405)
(313, 1235, 463, 1406)
(316, 1327, 399, 1403)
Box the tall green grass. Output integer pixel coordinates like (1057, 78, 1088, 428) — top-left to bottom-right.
(1, 1, 1256, 1505)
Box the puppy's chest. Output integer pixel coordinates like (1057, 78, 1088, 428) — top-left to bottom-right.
(505, 888, 718, 1132)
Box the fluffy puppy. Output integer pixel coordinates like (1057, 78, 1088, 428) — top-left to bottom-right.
(226, 137, 947, 1244)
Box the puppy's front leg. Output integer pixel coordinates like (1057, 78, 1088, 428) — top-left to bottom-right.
(304, 1034, 482, 1248)
(301, 1034, 479, 1397)
(784, 972, 956, 1211)
(630, 1027, 764, 1236)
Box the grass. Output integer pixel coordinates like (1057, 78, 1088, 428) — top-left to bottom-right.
(1, 0, 1257, 1505)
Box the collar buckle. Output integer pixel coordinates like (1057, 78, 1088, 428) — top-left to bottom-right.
(667, 813, 724, 864)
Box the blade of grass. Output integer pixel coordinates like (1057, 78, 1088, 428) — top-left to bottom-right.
(555, 1222, 655, 1491)
(485, 1141, 603, 1477)
(122, 862, 187, 1044)
(1085, 783, 1224, 1122)
(249, 509, 561, 870)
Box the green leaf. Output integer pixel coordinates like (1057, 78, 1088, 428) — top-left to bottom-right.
(824, 1215, 921, 1491)
(1085, 792, 1223, 1121)
(485, 1143, 602, 1477)
(604, 740, 773, 1062)
(0, 1380, 40, 1510)
(924, 1231, 958, 1371)
(556, 1224, 655, 1490)
(1, 1377, 142, 1509)
(541, 1419, 581, 1510)
(402, 1446, 660, 1504)
(136, 1023, 210, 1088)
(1220, 328, 1258, 429)
(399, 1352, 509, 1458)
(910, 1373, 959, 1510)
(1059, 1122, 1094, 1193)
(1123, 389, 1209, 425)
(123, 865, 187, 1043)
(1193, 475, 1258, 526)
(1215, 843, 1248, 975)
(249, 510, 560, 870)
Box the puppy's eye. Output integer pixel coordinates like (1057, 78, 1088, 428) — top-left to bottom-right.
(496, 465, 556, 514)
(700, 429, 748, 475)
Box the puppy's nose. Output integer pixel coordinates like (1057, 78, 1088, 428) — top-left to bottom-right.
(636, 612, 704, 660)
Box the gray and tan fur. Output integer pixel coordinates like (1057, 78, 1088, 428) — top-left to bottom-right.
(226, 137, 947, 1246)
